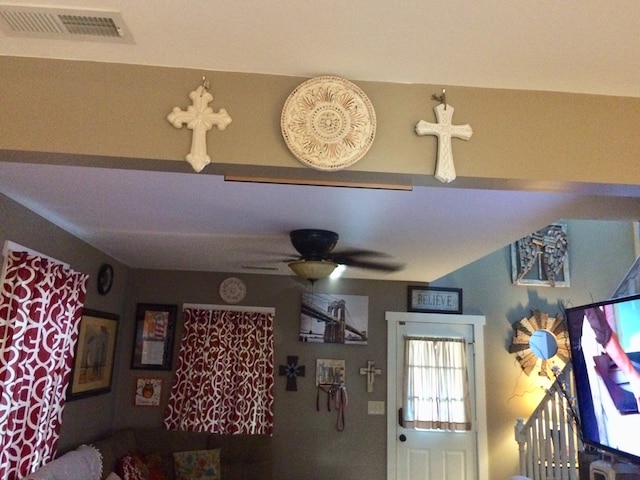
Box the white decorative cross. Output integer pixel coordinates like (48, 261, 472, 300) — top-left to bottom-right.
(359, 360, 382, 393)
(415, 103, 473, 183)
(167, 85, 232, 172)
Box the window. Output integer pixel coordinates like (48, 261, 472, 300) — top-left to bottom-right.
(164, 305, 274, 435)
(402, 336, 471, 431)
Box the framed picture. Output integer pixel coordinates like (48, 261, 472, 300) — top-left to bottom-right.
(299, 293, 369, 345)
(316, 358, 345, 386)
(134, 377, 163, 407)
(407, 286, 463, 314)
(68, 309, 119, 400)
(131, 303, 177, 370)
(510, 223, 569, 287)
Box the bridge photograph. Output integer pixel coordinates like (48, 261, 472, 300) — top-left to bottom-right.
(299, 293, 369, 345)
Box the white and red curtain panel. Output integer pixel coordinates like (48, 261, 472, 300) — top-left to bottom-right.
(164, 304, 274, 435)
(0, 249, 88, 479)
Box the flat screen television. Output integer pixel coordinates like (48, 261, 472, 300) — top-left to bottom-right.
(566, 293, 640, 464)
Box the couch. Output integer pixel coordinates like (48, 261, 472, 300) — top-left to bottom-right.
(24, 427, 273, 480)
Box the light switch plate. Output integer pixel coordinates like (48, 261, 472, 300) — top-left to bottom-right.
(368, 400, 385, 415)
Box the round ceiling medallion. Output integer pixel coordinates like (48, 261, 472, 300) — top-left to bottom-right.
(281, 76, 376, 171)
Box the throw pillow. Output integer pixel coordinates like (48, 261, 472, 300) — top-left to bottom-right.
(116, 453, 147, 480)
(116, 452, 169, 480)
(106, 473, 124, 480)
(173, 449, 221, 480)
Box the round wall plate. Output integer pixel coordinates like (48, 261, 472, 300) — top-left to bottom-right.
(281, 76, 376, 171)
(219, 276, 247, 304)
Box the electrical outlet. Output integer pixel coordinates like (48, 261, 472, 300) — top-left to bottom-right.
(368, 400, 385, 415)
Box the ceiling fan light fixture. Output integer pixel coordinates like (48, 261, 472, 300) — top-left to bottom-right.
(288, 259, 337, 281)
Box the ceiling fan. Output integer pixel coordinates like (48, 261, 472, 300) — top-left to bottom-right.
(287, 229, 404, 282)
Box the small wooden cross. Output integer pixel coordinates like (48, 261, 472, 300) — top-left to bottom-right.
(415, 103, 473, 183)
(359, 360, 382, 393)
(279, 356, 305, 391)
(167, 84, 232, 172)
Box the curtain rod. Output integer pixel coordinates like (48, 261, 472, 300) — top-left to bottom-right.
(2, 240, 70, 268)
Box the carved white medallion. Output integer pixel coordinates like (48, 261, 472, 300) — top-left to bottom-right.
(281, 76, 376, 171)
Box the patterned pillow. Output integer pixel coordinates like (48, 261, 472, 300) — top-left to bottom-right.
(116, 453, 146, 480)
(116, 452, 169, 480)
(173, 449, 221, 480)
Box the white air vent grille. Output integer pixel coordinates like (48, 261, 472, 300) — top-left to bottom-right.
(0, 5, 133, 43)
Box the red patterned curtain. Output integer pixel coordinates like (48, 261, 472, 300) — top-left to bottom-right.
(164, 305, 274, 435)
(0, 250, 88, 479)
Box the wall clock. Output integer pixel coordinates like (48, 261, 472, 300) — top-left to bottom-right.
(219, 276, 247, 304)
(97, 263, 114, 295)
(281, 75, 376, 171)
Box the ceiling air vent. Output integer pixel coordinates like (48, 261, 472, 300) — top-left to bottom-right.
(0, 5, 133, 43)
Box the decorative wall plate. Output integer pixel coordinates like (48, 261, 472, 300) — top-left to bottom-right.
(219, 276, 247, 304)
(281, 76, 376, 171)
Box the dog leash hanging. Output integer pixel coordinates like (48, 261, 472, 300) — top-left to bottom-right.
(317, 385, 333, 412)
(334, 384, 348, 431)
(316, 384, 347, 431)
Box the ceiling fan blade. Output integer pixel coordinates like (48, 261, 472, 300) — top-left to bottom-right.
(330, 249, 393, 262)
(337, 257, 405, 272)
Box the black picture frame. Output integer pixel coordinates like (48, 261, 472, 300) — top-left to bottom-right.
(407, 286, 463, 314)
(68, 308, 119, 400)
(131, 303, 178, 370)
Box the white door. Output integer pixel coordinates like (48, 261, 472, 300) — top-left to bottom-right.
(386, 312, 488, 480)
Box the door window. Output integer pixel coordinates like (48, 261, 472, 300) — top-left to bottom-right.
(402, 336, 471, 431)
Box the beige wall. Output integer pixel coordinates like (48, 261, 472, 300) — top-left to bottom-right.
(1, 56, 639, 192)
(2, 54, 639, 478)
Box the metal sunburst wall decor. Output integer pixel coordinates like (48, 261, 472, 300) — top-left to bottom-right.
(509, 310, 570, 378)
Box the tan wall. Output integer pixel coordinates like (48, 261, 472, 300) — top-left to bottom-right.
(1, 56, 639, 190)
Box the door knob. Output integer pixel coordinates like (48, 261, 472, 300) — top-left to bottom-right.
(399, 434, 407, 442)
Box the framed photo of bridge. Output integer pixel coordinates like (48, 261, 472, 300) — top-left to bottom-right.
(299, 293, 369, 345)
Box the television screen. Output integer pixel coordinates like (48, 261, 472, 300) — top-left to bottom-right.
(566, 294, 640, 463)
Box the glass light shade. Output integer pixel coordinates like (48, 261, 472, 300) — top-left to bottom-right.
(288, 259, 337, 281)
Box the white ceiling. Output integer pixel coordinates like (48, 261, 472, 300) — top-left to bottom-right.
(0, 0, 639, 282)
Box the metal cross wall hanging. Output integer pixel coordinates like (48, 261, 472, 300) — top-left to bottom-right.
(359, 360, 382, 393)
(279, 355, 305, 391)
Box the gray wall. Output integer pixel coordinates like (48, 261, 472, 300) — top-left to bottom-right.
(433, 219, 637, 480)
(1, 192, 636, 479)
(0, 193, 130, 449)
(116, 270, 412, 480)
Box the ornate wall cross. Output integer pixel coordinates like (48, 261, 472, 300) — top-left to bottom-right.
(167, 83, 232, 172)
(415, 103, 473, 183)
(359, 360, 382, 393)
(279, 355, 305, 391)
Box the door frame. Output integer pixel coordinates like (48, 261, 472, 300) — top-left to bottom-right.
(386, 311, 489, 480)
